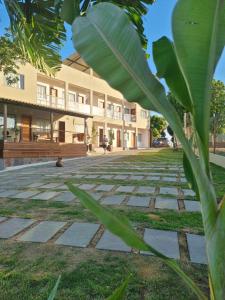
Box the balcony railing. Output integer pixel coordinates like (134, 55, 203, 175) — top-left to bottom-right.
(107, 110, 122, 120)
(124, 114, 136, 122)
(37, 94, 65, 110)
(67, 102, 91, 114)
(93, 106, 105, 116)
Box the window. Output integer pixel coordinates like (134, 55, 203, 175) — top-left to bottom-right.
(5, 74, 25, 89)
(140, 109, 148, 119)
(37, 84, 47, 99)
(0, 115, 16, 140)
(124, 108, 130, 114)
(69, 92, 76, 103)
(36, 120, 50, 132)
(98, 99, 105, 109)
(138, 133, 142, 143)
(78, 94, 86, 104)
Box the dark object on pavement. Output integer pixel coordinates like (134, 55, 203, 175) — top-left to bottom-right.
(152, 137, 169, 147)
(56, 157, 63, 167)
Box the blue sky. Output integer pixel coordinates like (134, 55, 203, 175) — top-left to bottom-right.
(0, 0, 224, 82)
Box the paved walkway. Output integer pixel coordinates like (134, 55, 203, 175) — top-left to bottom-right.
(0, 216, 207, 264)
(210, 153, 225, 169)
(0, 152, 206, 265)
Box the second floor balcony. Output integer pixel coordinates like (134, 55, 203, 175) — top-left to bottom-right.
(124, 113, 136, 123)
(37, 94, 65, 110)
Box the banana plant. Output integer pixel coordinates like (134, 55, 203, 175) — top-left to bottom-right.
(64, 1, 225, 298)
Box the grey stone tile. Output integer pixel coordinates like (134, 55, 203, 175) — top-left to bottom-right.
(27, 182, 45, 188)
(159, 187, 178, 196)
(0, 190, 20, 198)
(180, 178, 187, 183)
(182, 189, 196, 197)
(0, 218, 35, 238)
(142, 229, 180, 259)
(101, 195, 125, 205)
(127, 196, 150, 207)
(137, 186, 155, 194)
(40, 183, 62, 189)
(55, 223, 100, 247)
(19, 221, 66, 243)
(0, 217, 7, 223)
(145, 176, 160, 181)
(88, 192, 103, 201)
(72, 174, 85, 179)
(186, 234, 207, 264)
(52, 192, 76, 202)
(32, 191, 59, 201)
(161, 177, 177, 183)
(115, 186, 135, 193)
(155, 197, 178, 210)
(113, 175, 129, 180)
(99, 175, 114, 179)
(95, 185, 114, 192)
(79, 184, 96, 190)
(55, 184, 69, 190)
(96, 230, 131, 252)
(184, 201, 201, 212)
(13, 190, 40, 199)
(129, 175, 144, 181)
(84, 174, 99, 179)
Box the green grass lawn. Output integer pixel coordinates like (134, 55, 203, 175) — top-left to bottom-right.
(0, 148, 223, 299)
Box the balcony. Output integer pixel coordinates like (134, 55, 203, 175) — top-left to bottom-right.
(93, 106, 105, 116)
(37, 94, 65, 110)
(107, 110, 122, 120)
(67, 102, 91, 115)
(124, 114, 136, 122)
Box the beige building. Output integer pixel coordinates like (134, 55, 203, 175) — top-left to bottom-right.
(0, 54, 150, 168)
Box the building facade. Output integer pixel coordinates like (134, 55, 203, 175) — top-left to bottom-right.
(0, 54, 150, 168)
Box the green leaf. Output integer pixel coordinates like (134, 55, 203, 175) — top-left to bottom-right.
(48, 275, 61, 300)
(172, 0, 225, 151)
(67, 183, 207, 300)
(106, 274, 131, 300)
(60, 0, 80, 24)
(183, 152, 199, 198)
(153, 36, 192, 112)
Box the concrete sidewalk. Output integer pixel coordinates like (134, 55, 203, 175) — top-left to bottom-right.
(210, 153, 225, 169)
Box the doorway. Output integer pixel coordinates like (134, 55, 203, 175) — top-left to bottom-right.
(117, 130, 121, 147)
(99, 128, 103, 146)
(21, 116, 32, 141)
(131, 132, 136, 148)
(58, 121, 65, 143)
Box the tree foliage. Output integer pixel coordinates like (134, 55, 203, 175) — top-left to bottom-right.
(150, 115, 167, 138)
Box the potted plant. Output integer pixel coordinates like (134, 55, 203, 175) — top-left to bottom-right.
(89, 125, 98, 151)
(14, 126, 20, 142)
(108, 129, 115, 151)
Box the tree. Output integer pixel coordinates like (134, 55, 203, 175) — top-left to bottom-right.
(210, 79, 225, 153)
(1, 0, 155, 77)
(150, 115, 167, 138)
(69, 2, 225, 299)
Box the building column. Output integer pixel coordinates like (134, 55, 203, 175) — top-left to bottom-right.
(122, 99, 125, 150)
(64, 82, 69, 110)
(104, 94, 108, 135)
(90, 69, 94, 115)
(50, 112, 54, 142)
(3, 104, 7, 142)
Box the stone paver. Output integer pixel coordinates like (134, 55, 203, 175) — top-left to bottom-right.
(0, 218, 35, 238)
(55, 223, 100, 247)
(137, 186, 155, 194)
(182, 189, 196, 197)
(180, 178, 187, 183)
(129, 175, 144, 181)
(95, 185, 114, 192)
(115, 186, 135, 193)
(27, 182, 45, 188)
(13, 190, 40, 199)
(52, 192, 76, 202)
(40, 183, 62, 189)
(56, 184, 69, 190)
(101, 195, 125, 205)
(88, 192, 103, 201)
(19, 221, 66, 242)
(155, 197, 178, 210)
(145, 176, 160, 181)
(159, 187, 178, 196)
(186, 234, 207, 264)
(0, 217, 7, 222)
(114, 175, 129, 180)
(99, 175, 114, 179)
(142, 228, 180, 259)
(127, 196, 150, 207)
(96, 230, 131, 252)
(0, 190, 20, 198)
(79, 184, 96, 190)
(32, 191, 59, 201)
(161, 177, 177, 182)
(184, 200, 201, 212)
